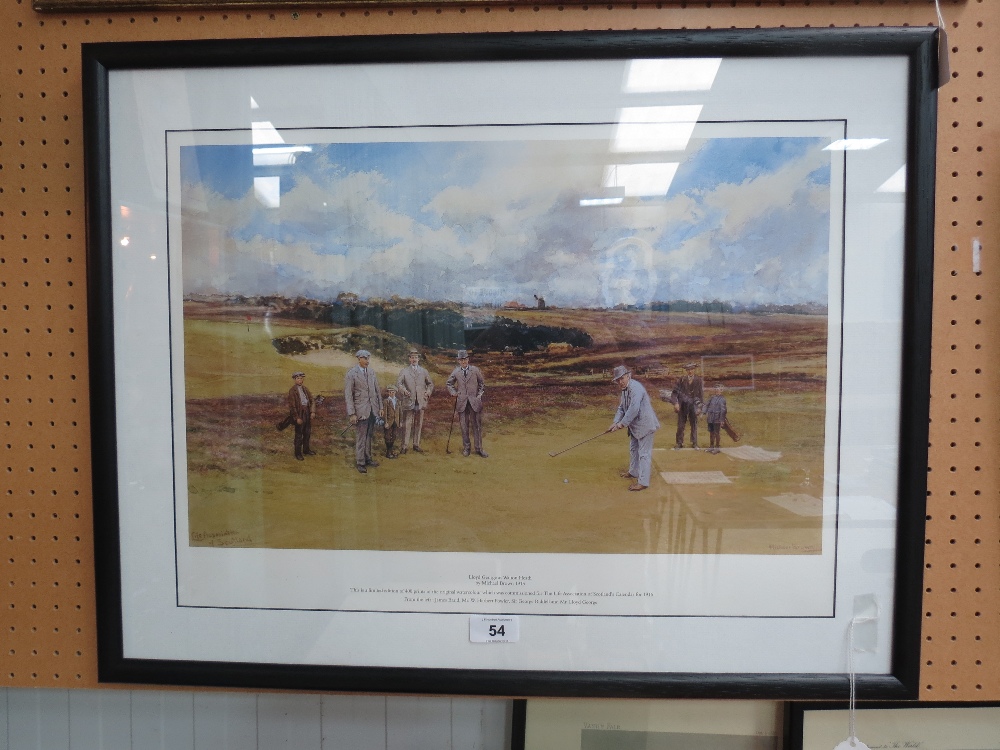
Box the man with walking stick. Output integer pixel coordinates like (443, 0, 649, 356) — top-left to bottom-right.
(344, 349, 384, 474)
(445, 393, 459, 455)
(446, 349, 488, 458)
(609, 364, 660, 492)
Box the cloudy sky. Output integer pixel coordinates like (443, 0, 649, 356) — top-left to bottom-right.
(179, 130, 832, 308)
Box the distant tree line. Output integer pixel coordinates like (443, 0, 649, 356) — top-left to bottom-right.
(469, 316, 593, 352)
(201, 293, 590, 352)
(649, 300, 735, 313)
(649, 300, 826, 315)
(244, 292, 466, 350)
(271, 328, 413, 361)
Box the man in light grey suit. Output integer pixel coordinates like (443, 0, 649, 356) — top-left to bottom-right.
(446, 349, 487, 458)
(344, 349, 384, 474)
(396, 349, 434, 454)
(609, 364, 660, 492)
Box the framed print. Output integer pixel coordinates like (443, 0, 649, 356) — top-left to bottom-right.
(84, 28, 937, 697)
(788, 703, 1000, 750)
(520, 699, 781, 750)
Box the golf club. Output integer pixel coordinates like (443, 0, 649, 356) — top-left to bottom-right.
(548, 428, 613, 457)
(445, 396, 459, 454)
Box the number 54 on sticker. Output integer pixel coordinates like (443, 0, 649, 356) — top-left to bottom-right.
(469, 615, 520, 643)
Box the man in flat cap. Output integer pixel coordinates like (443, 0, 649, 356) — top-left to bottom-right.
(344, 350, 384, 473)
(446, 349, 487, 457)
(396, 349, 434, 454)
(670, 362, 704, 450)
(610, 365, 660, 492)
(281, 371, 316, 461)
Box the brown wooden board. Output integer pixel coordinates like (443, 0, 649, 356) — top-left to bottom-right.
(0, 0, 995, 701)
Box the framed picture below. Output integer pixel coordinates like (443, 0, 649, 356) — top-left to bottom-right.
(520, 699, 781, 750)
(83, 28, 937, 697)
(788, 703, 1000, 750)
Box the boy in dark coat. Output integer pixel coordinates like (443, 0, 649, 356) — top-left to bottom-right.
(703, 384, 728, 454)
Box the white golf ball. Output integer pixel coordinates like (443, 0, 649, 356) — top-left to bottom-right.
(563, 478, 569, 483)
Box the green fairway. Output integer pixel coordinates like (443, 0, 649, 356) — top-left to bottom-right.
(184, 312, 828, 555)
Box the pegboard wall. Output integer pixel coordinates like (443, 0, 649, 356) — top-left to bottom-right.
(0, 0, 996, 698)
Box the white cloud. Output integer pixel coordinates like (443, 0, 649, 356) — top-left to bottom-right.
(705, 148, 829, 240)
(181, 138, 832, 307)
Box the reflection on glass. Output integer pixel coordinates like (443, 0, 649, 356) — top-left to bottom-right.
(251, 120, 283, 145)
(580, 188, 625, 207)
(603, 162, 679, 197)
(253, 175, 280, 208)
(824, 138, 887, 151)
(252, 145, 313, 167)
(876, 166, 906, 193)
(625, 58, 722, 93)
(251, 121, 312, 165)
(613, 105, 702, 152)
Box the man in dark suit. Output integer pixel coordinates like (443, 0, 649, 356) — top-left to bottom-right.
(344, 350, 384, 473)
(671, 362, 704, 450)
(283, 371, 316, 461)
(446, 349, 487, 457)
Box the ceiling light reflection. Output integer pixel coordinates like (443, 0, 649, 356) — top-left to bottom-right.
(604, 162, 679, 197)
(824, 138, 888, 151)
(625, 58, 722, 93)
(254, 176, 281, 208)
(877, 166, 906, 193)
(252, 145, 313, 167)
(580, 186, 626, 207)
(613, 105, 702, 153)
(580, 197, 625, 207)
(251, 121, 284, 145)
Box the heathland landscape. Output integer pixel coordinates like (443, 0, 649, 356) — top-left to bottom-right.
(179, 131, 837, 556)
(183, 297, 829, 556)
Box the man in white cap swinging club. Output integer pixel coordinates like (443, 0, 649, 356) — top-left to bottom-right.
(609, 364, 660, 492)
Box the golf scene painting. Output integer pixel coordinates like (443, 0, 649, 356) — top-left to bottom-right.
(175, 122, 843, 560)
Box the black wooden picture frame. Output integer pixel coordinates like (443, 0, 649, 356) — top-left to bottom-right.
(84, 27, 937, 698)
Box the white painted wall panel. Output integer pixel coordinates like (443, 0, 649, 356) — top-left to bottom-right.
(0, 688, 512, 750)
(130, 691, 195, 750)
(68, 690, 132, 750)
(451, 698, 510, 750)
(0, 689, 9, 750)
(257, 692, 322, 749)
(321, 695, 387, 750)
(7, 688, 69, 750)
(386, 696, 453, 750)
(192, 693, 258, 750)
